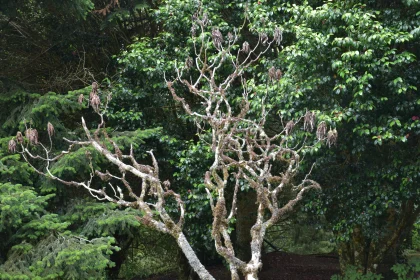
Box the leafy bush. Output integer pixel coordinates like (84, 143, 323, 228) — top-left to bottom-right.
(391, 262, 420, 280)
(412, 222, 420, 251)
(118, 232, 179, 279)
(332, 261, 420, 280)
(265, 212, 335, 255)
(331, 266, 383, 280)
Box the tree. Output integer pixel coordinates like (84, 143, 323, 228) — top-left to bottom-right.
(266, 0, 420, 273)
(12, 12, 331, 279)
(0, 0, 159, 93)
(0, 1, 190, 278)
(0, 88, 156, 279)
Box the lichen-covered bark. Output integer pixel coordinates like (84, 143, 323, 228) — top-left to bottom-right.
(176, 232, 215, 280)
(177, 247, 200, 280)
(245, 272, 258, 280)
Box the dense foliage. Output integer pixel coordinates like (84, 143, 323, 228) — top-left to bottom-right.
(268, 0, 420, 272)
(0, 0, 419, 279)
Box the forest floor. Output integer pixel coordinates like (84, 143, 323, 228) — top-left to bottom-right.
(145, 252, 342, 280)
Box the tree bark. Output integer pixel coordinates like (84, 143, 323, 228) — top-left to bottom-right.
(177, 247, 199, 280)
(245, 272, 258, 280)
(176, 232, 215, 280)
(337, 241, 353, 273)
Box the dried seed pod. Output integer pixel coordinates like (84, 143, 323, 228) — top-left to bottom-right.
(316, 121, 327, 140)
(92, 82, 98, 91)
(163, 180, 171, 190)
(268, 66, 276, 81)
(78, 94, 84, 104)
(273, 26, 282, 46)
(25, 128, 38, 145)
(212, 29, 224, 49)
(16, 131, 23, 144)
(260, 32, 268, 45)
(326, 129, 338, 147)
(89, 89, 96, 102)
(275, 69, 282, 81)
(242, 41, 250, 54)
(47, 122, 54, 137)
(202, 13, 208, 26)
(227, 32, 234, 42)
(304, 111, 316, 132)
(8, 139, 16, 153)
(25, 129, 31, 139)
(185, 57, 193, 69)
(90, 93, 101, 112)
(31, 129, 39, 145)
(285, 120, 295, 136)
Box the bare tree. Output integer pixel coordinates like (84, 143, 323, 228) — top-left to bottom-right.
(10, 12, 334, 280)
(164, 13, 325, 280)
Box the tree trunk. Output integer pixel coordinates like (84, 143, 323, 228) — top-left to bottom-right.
(337, 241, 354, 273)
(337, 236, 375, 274)
(230, 269, 240, 280)
(337, 201, 420, 274)
(176, 232, 215, 280)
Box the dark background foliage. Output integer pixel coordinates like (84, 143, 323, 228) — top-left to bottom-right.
(0, 0, 419, 279)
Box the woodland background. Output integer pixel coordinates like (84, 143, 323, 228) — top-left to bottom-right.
(0, 0, 419, 279)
